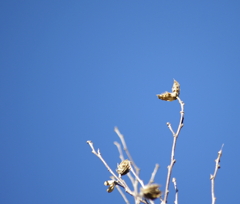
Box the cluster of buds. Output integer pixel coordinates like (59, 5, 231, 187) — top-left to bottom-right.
(157, 79, 180, 101)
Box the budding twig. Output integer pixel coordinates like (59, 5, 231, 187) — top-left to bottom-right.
(87, 140, 149, 204)
(162, 97, 184, 204)
(210, 144, 224, 204)
(86, 141, 131, 192)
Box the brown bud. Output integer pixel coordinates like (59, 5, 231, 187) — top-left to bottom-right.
(157, 79, 180, 101)
(141, 184, 161, 200)
(157, 92, 177, 101)
(116, 159, 131, 176)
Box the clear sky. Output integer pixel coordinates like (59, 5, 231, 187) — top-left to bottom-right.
(1, 1, 240, 204)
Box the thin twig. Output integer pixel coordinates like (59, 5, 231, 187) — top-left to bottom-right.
(148, 164, 160, 184)
(172, 178, 178, 204)
(162, 97, 184, 204)
(114, 127, 140, 174)
(115, 185, 130, 204)
(87, 141, 148, 204)
(130, 165, 145, 188)
(114, 141, 125, 161)
(131, 163, 144, 187)
(86, 141, 131, 193)
(210, 144, 224, 204)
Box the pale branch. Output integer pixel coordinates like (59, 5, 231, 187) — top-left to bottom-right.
(130, 164, 145, 188)
(172, 178, 178, 204)
(148, 164, 160, 185)
(114, 127, 140, 174)
(86, 141, 132, 195)
(175, 97, 185, 136)
(87, 140, 150, 204)
(210, 144, 224, 204)
(166, 122, 175, 136)
(162, 97, 184, 204)
(148, 199, 155, 204)
(114, 141, 125, 161)
(115, 185, 130, 204)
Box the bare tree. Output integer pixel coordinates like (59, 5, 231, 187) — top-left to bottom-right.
(87, 80, 223, 204)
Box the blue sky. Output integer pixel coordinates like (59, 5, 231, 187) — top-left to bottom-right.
(1, 1, 240, 204)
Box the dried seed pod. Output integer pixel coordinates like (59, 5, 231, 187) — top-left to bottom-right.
(172, 80, 180, 96)
(141, 184, 162, 200)
(116, 159, 131, 176)
(157, 92, 177, 101)
(104, 180, 116, 193)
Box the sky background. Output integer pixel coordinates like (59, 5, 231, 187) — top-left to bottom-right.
(1, 1, 240, 204)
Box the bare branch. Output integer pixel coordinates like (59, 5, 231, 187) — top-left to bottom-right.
(87, 141, 150, 204)
(86, 141, 132, 194)
(166, 122, 175, 136)
(162, 97, 184, 204)
(148, 164, 160, 184)
(114, 127, 140, 174)
(130, 165, 145, 188)
(172, 178, 178, 204)
(210, 144, 224, 204)
(114, 141, 125, 161)
(115, 185, 130, 204)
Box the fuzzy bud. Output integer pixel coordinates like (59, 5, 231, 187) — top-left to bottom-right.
(104, 180, 116, 193)
(141, 184, 161, 200)
(116, 159, 131, 176)
(157, 79, 180, 101)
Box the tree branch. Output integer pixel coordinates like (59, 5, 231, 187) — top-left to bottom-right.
(148, 164, 160, 185)
(210, 144, 224, 204)
(162, 97, 184, 204)
(172, 177, 178, 204)
(114, 127, 140, 174)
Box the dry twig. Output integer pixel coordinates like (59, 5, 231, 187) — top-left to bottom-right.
(161, 97, 184, 204)
(210, 144, 224, 204)
(148, 164, 160, 185)
(114, 127, 140, 174)
(172, 177, 178, 204)
(86, 140, 149, 204)
(115, 185, 130, 204)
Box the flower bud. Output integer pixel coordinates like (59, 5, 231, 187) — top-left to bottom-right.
(157, 92, 177, 101)
(157, 80, 180, 101)
(116, 159, 131, 176)
(141, 184, 161, 200)
(104, 180, 116, 193)
(172, 80, 180, 96)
